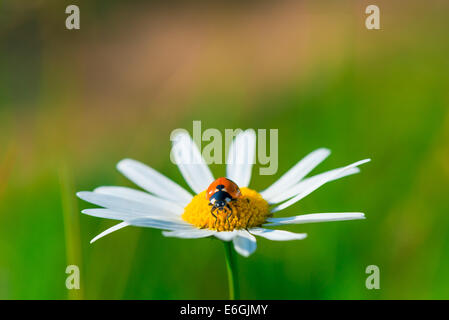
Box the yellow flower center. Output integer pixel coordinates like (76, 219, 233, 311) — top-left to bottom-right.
(182, 187, 271, 231)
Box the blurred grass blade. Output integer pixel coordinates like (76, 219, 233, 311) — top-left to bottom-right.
(59, 164, 84, 300)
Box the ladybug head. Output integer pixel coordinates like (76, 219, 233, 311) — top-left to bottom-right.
(214, 200, 226, 209)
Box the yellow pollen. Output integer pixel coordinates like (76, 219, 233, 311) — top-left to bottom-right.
(182, 187, 271, 231)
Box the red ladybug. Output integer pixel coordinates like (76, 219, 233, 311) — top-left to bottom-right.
(206, 177, 242, 222)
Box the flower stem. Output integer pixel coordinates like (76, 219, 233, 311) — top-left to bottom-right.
(223, 241, 240, 300)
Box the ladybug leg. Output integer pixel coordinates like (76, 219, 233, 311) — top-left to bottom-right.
(211, 206, 218, 227)
(246, 212, 254, 229)
(225, 204, 233, 225)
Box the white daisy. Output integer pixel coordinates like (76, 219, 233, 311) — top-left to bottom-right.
(77, 130, 370, 258)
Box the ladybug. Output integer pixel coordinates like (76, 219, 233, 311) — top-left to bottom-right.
(206, 177, 242, 223)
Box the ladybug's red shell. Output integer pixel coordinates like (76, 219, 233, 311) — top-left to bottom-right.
(206, 177, 242, 200)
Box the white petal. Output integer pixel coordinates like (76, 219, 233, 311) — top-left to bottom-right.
(82, 208, 182, 222)
(272, 159, 371, 212)
(268, 166, 360, 204)
(90, 222, 129, 244)
(249, 227, 307, 241)
(214, 231, 238, 242)
(233, 230, 257, 257)
(77, 191, 179, 216)
(117, 158, 193, 205)
(264, 212, 366, 227)
(171, 132, 214, 194)
(260, 148, 331, 201)
(127, 217, 193, 230)
(226, 129, 256, 187)
(162, 229, 216, 239)
(90, 216, 194, 244)
(94, 186, 184, 215)
(83, 208, 139, 221)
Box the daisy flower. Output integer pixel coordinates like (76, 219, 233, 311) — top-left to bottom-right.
(77, 129, 369, 298)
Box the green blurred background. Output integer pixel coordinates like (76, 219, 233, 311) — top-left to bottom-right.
(1, 0, 448, 299)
